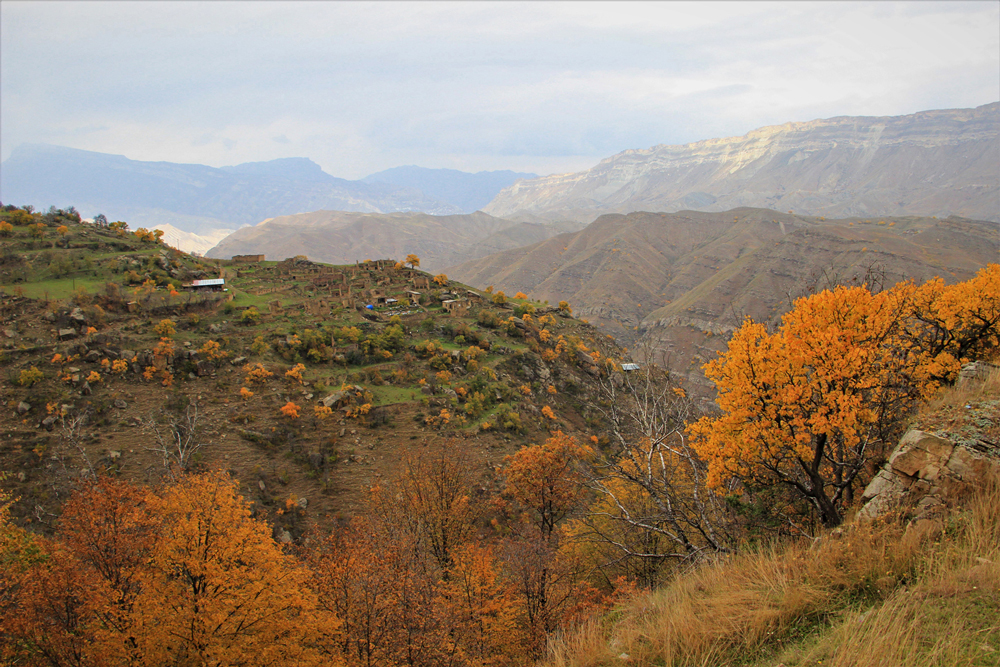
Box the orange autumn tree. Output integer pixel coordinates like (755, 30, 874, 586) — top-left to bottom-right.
(502, 431, 592, 539)
(899, 263, 1000, 380)
(691, 269, 1000, 527)
(126, 472, 337, 665)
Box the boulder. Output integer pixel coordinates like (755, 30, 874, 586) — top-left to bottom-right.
(58, 328, 78, 340)
(859, 429, 1000, 521)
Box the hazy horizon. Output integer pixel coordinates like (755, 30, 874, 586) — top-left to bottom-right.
(2, 1, 998, 180)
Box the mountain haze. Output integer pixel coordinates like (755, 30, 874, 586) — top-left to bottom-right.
(484, 103, 1000, 222)
(361, 166, 537, 213)
(0, 145, 466, 235)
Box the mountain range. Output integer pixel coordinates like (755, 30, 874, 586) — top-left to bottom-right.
(205, 210, 582, 273)
(447, 208, 999, 387)
(0, 144, 536, 240)
(484, 102, 1000, 223)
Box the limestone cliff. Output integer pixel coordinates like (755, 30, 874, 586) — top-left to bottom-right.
(484, 103, 1000, 223)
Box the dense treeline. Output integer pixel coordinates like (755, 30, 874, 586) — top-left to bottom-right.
(2, 265, 997, 665)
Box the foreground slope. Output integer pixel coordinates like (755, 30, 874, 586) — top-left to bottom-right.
(545, 372, 1000, 667)
(484, 102, 1000, 222)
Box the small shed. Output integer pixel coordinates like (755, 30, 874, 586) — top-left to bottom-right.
(184, 278, 226, 292)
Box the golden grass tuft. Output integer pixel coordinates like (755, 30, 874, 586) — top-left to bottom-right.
(544, 476, 1000, 667)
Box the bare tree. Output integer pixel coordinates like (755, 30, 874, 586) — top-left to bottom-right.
(58, 408, 97, 479)
(580, 348, 738, 584)
(142, 403, 205, 479)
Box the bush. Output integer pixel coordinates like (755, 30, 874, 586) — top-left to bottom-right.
(17, 366, 44, 387)
(241, 307, 261, 325)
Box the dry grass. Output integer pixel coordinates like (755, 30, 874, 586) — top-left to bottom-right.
(544, 477, 1000, 667)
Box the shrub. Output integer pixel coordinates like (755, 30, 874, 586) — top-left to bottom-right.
(285, 363, 306, 384)
(154, 319, 176, 338)
(199, 339, 229, 362)
(17, 366, 44, 387)
(280, 402, 300, 419)
(239, 387, 254, 401)
(244, 363, 274, 385)
(241, 307, 261, 326)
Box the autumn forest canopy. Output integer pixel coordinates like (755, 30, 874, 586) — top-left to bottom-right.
(1, 204, 999, 665)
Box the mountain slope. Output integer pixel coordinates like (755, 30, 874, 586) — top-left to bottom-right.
(447, 208, 999, 385)
(483, 103, 1000, 222)
(0, 144, 462, 234)
(361, 166, 538, 213)
(205, 210, 581, 273)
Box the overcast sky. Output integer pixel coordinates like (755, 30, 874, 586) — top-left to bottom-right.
(2, 1, 997, 179)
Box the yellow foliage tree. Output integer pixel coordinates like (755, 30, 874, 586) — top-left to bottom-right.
(691, 268, 1000, 527)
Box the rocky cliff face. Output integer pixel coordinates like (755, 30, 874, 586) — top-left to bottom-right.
(860, 363, 1000, 523)
(484, 103, 1000, 223)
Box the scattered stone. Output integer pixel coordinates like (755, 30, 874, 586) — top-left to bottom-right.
(59, 328, 78, 340)
(258, 480, 266, 491)
(85, 350, 102, 363)
(42, 415, 58, 430)
(81, 381, 92, 396)
(231, 356, 247, 366)
(297, 497, 308, 509)
(17, 401, 31, 415)
(69, 308, 87, 324)
(16, 472, 26, 482)
(120, 350, 136, 361)
(43, 312, 56, 323)
(208, 324, 222, 334)
(3, 329, 15, 338)
(278, 530, 292, 544)
(114, 399, 128, 409)
(108, 450, 121, 461)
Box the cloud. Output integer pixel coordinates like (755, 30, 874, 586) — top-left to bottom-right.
(2, 1, 997, 179)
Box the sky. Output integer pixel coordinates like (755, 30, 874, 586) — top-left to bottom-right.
(2, 1, 998, 180)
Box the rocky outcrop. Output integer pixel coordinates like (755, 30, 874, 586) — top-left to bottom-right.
(484, 102, 1000, 223)
(859, 429, 1000, 522)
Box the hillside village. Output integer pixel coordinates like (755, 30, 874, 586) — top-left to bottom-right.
(0, 209, 628, 531)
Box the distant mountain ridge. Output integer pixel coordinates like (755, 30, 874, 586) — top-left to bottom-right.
(484, 102, 1000, 222)
(0, 145, 465, 235)
(0, 146, 539, 243)
(206, 210, 583, 273)
(362, 166, 537, 213)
